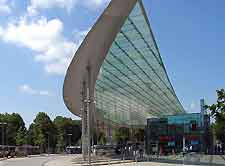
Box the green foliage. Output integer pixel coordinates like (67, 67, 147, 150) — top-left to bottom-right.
(27, 123, 34, 145)
(133, 128, 145, 142)
(98, 132, 106, 145)
(30, 112, 56, 152)
(0, 113, 26, 145)
(113, 127, 130, 143)
(0, 112, 81, 153)
(206, 89, 225, 143)
(206, 89, 225, 117)
(15, 127, 27, 146)
(53, 116, 81, 149)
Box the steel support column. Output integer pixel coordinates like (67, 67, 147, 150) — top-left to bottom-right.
(81, 66, 92, 165)
(81, 81, 87, 161)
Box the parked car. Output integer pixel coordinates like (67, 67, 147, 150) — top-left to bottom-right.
(66, 146, 82, 154)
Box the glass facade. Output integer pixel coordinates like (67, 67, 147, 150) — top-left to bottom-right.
(146, 113, 212, 154)
(95, 1, 185, 126)
(167, 114, 201, 127)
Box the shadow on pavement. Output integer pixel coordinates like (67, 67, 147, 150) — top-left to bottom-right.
(148, 157, 225, 166)
(71, 155, 225, 166)
(76, 161, 133, 166)
(72, 157, 134, 166)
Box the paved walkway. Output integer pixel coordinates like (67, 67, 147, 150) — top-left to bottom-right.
(1, 154, 224, 166)
(45, 155, 76, 166)
(45, 157, 181, 166)
(44, 155, 184, 166)
(0, 156, 55, 166)
(44, 155, 225, 166)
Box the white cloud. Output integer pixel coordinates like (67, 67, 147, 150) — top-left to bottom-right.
(190, 102, 196, 110)
(19, 84, 36, 95)
(39, 90, 51, 96)
(0, 27, 3, 36)
(27, 0, 77, 16)
(0, 16, 87, 75)
(83, 0, 110, 10)
(188, 101, 200, 113)
(0, 0, 107, 75)
(0, 0, 11, 14)
(27, 0, 110, 15)
(18, 84, 53, 96)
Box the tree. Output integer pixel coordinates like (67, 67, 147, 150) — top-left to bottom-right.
(32, 112, 56, 152)
(0, 113, 26, 145)
(53, 116, 81, 152)
(70, 122, 82, 145)
(15, 127, 27, 146)
(53, 116, 68, 151)
(133, 128, 145, 142)
(27, 123, 35, 145)
(113, 127, 130, 144)
(206, 89, 225, 143)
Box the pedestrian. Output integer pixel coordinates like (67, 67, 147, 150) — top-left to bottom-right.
(218, 145, 221, 154)
(190, 145, 193, 152)
(215, 145, 217, 155)
(139, 148, 143, 159)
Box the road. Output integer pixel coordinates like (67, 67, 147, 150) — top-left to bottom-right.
(0, 156, 55, 166)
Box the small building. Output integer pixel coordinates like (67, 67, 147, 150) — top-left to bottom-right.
(145, 113, 212, 155)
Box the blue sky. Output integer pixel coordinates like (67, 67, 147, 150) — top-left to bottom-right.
(0, 0, 224, 127)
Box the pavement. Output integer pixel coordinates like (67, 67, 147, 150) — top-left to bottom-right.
(45, 154, 225, 166)
(0, 157, 50, 166)
(0, 155, 59, 166)
(0, 154, 225, 166)
(45, 155, 80, 166)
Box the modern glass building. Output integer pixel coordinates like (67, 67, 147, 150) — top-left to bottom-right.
(63, 0, 185, 127)
(63, 0, 185, 161)
(95, 1, 185, 126)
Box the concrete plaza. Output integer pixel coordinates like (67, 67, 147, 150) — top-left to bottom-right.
(45, 154, 225, 166)
(0, 154, 224, 166)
